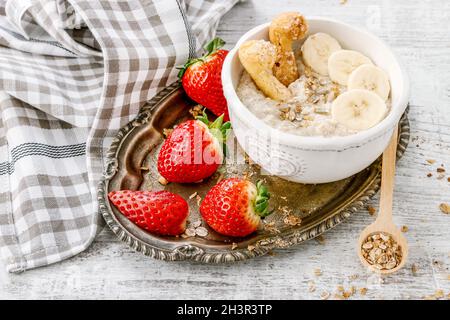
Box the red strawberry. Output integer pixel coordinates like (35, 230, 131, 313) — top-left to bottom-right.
(158, 111, 231, 183)
(178, 38, 229, 120)
(200, 178, 272, 237)
(108, 190, 188, 236)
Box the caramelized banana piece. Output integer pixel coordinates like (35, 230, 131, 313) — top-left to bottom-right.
(269, 12, 308, 86)
(238, 40, 292, 102)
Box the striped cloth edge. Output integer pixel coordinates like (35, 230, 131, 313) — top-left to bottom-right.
(0, 0, 238, 273)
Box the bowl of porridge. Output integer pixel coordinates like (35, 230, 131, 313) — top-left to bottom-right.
(221, 14, 409, 183)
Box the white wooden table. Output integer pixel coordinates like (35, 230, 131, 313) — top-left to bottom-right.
(1, 0, 449, 300)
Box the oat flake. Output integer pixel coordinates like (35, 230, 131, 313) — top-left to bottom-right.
(195, 227, 208, 237)
(185, 228, 196, 237)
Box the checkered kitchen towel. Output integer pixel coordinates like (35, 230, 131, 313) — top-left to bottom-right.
(0, 0, 238, 273)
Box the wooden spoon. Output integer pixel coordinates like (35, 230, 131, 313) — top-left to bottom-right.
(357, 126, 408, 274)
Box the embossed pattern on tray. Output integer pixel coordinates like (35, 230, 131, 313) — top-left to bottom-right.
(97, 82, 410, 263)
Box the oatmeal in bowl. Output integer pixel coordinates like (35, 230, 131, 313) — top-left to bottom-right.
(222, 13, 409, 183)
(236, 13, 392, 137)
(237, 61, 391, 137)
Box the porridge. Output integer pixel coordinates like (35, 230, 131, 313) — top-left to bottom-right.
(237, 12, 391, 137)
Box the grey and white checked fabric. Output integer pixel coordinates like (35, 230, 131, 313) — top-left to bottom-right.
(0, 0, 238, 273)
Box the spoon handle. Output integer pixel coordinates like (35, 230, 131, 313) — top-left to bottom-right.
(378, 125, 399, 224)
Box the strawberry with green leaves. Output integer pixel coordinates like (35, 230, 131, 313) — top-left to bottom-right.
(157, 111, 231, 183)
(108, 190, 189, 236)
(178, 38, 230, 120)
(200, 178, 272, 237)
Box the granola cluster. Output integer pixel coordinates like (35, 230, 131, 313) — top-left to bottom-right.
(278, 67, 340, 128)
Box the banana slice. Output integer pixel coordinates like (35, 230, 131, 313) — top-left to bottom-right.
(331, 89, 387, 131)
(348, 64, 390, 101)
(328, 50, 373, 85)
(301, 33, 341, 76)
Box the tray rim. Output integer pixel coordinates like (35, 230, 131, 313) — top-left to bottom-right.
(97, 81, 410, 263)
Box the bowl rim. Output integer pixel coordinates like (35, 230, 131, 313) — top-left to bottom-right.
(222, 17, 410, 149)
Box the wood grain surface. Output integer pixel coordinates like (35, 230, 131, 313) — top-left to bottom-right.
(1, 0, 449, 300)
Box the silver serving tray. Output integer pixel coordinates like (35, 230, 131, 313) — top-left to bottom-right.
(97, 82, 410, 263)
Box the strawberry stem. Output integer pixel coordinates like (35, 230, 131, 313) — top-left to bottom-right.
(254, 180, 272, 217)
(177, 37, 226, 79)
(196, 109, 231, 144)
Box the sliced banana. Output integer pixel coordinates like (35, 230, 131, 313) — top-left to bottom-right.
(348, 64, 390, 101)
(328, 50, 373, 85)
(331, 89, 387, 131)
(301, 33, 341, 76)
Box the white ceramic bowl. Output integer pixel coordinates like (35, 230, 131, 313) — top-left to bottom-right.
(222, 17, 409, 184)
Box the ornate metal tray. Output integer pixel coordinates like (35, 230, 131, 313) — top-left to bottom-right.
(97, 82, 410, 263)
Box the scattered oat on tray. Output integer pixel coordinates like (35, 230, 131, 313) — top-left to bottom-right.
(158, 176, 169, 185)
(162, 128, 173, 137)
(184, 228, 196, 237)
(195, 227, 208, 237)
(216, 172, 224, 183)
(422, 289, 446, 300)
(283, 214, 302, 226)
(411, 264, 418, 276)
(348, 274, 358, 281)
(278, 205, 302, 226)
(367, 205, 376, 216)
(424, 159, 448, 181)
(263, 221, 281, 234)
(189, 104, 203, 118)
